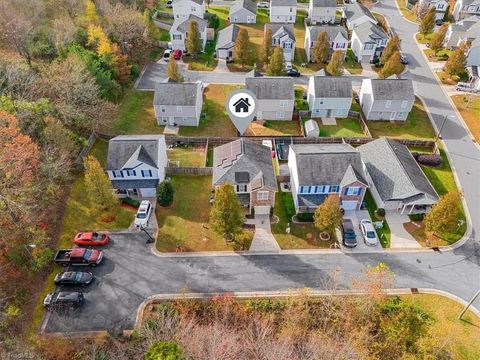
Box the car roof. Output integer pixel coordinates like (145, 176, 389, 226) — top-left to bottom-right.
(343, 219, 354, 230)
(56, 292, 81, 300)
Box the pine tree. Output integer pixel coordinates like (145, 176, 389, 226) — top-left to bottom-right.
(424, 190, 461, 236)
(443, 4, 450, 22)
(85, 0, 99, 24)
(326, 50, 345, 76)
(312, 31, 329, 63)
(313, 195, 343, 234)
(234, 28, 249, 68)
(430, 23, 448, 54)
(381, 35, 401, 65)
(210, 183, 244, 239)
(186, 20, 202, 59)
(444, 43, 467, 78)
(261, 28, 273, 67)
(379, 51, 404, 78)
(167, 55, 184, 82)
(266, 47, 285, 76)
(157, 180, 174, 207)
(419, 6, 436, 34)
(83, 155, 118, 212)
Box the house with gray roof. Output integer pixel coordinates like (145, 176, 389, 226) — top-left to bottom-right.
(453, 0, 480, 20)
(213, 138, 277, 214)
(229, 0, 257, 23)
(169, 15, 207, 51)
(351, 21, 388, 63)
(172, 0, 205, 21)
(245, 77, 295, 120)
(304, 25, 348, 61)
(308, 0, 337, 24)
(342, 2, 377, 30)
(265, 23, 296, 62)
(216, 24, 240, 61)
(288, 143, 369, 212)
(107, 135, 168, 198)
(444, 16, 480, 49)
(153, 81, 204, 127)
(359, 78, 415, 121)
(307, 76, 352, 118)
(467, 38, 480, 91)
(358, 138, 439, 214)
(270, 0, 297, 23)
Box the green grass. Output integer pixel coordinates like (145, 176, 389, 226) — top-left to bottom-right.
(167, 147, 206, 167)
(396, 0, 420, 23)
(317, 118, 367, 138)
(452, 94, 480, 143)
(424, 48, 454, 62)
(206, 146, 214, 167)
(415, 32, 433, 44)
(184, 38, 218, 71)
(345, 49, 363, 75)
(363, 190, 391, 248)
(366, 98, 436, 140)
(207, 6, 230, 30)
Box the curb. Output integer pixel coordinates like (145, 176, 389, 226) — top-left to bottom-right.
(393, 0, 420, 25)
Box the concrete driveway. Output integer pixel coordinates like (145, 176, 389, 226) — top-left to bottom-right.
(386, 212, 421, 249)
(342, 210, 384, 252)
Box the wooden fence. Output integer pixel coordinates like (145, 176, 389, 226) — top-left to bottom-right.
(166, 167, 213, 175)
(74, 132, 97, 170)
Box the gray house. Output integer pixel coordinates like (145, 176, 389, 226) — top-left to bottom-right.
(270, 0, 297, 23)
(216, 24, 240, 61)
(453, 0, 480, 20)
(153, 81, 204, 127)
(351, 21, 388, 63)
(304, 25, 348, 61)
(359, 79, 415, 121)
(444, 15, 480, 49)
(308, 0, 337, 25)
(172, 0, 205, 21)
(229, 0, 257, 23)
(358, 138, 439, 214)
(265, 23, 296, 63)
(307, 76, 352, 118)
(245, 77, 295, 120)
(170, 15, 207, 52)
(342, 2, 377, 30)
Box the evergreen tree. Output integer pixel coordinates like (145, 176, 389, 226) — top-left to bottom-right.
(443, 4, 450, 22)
(379, 51, 404, 78)
(430, 23, 448, 54)
(234, 28, 249, 68)
(419, 7, 436, 34)
(312, 31, 329, 63)
(444, 43, 467, 78)
(210, 183, 244, 239)
(186, 20, 202, 59)
(85, 0, 99, 24)
(424, 190, 461, 236)
(83, 155, 118, 212)
(157, 180, 175, 206)
(326, 50, 345, 76)
(166, 55, 184, 82)
(313, 195, 343, 234)
(381, 35, 401, 65)
(266, 47, 285, 76)
(261, 28, 273, 67)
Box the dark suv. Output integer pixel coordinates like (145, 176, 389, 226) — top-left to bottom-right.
(43, 291, 84, 311)
(341, 219, 357, 248)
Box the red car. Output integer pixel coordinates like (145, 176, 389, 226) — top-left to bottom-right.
(172, 49, 182, 60)
(74, 232, 109, 246)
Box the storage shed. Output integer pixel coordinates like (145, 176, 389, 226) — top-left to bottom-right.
(304, 119, 320, 137)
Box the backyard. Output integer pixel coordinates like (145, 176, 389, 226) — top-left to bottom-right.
(246, 120, 303, 136)
(316, 118, 367, 137)
(167, 146, 206, 167)
(344, 49, 363, 75)
(451, 94, 480, 143)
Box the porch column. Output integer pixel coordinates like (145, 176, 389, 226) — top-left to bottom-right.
(409, 204, 415, 214)
(400, 204, 406, 215)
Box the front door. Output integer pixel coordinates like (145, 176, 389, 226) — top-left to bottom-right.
(168, 116, 175, 126)
(326, 109, 332, 118)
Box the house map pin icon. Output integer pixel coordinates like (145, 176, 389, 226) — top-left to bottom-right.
(225, 89, 258, 135)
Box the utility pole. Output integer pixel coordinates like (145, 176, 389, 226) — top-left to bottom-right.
(141, 227, 155, 244)
(458, 289, 480, 320)
(434, 114, 449, 142)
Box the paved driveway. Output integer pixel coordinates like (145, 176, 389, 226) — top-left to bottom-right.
(386, 212, 421, 249)
(342, 210, 384, 252)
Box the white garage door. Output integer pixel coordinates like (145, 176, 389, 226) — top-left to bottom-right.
(254, 206, 271, 215)
(341, 201, 358, 210)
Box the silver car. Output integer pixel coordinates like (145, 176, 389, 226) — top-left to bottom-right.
(359, 219, 378, 246)
(134, 200, 153, 229)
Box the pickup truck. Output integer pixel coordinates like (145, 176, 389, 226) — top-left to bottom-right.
(54, 248, 103, 267)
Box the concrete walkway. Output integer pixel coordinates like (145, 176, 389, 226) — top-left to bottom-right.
(321, 117, 337, 125)
(386, 212, 421, 249)
(213, 59, 230, 73)
(248, 214, 281, 252)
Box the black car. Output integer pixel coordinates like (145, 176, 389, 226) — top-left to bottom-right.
(43, 291, 84, 310)
(400, 54, 409, 65)
(54, 271, 94, 286)
(341, 219, 357, 248)
(286, 67, 301, 77)
(435, 19, 443, 26)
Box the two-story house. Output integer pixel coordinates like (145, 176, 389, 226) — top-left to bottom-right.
(245, 76, 295, 120)
(342, 2, 377, 30)
(172, 0, 205, 21)
(288, 143, 369, 213)
(229, 0, 257, 23)
(106, 135, 168, 198)
(467, 38, 480, 90)
(153, 81, 203, 127)
(453, 0, 480, 20)
(216, 24, 240, 61)
(265, 23, 296, 63)
(308, 0, 337, 24)
(212, 138, 277, 215)
(444, 16, 480, 49)
(170, 15, 207, 51)
(270, 0, 297, 23)
(359, 78, 415, 121)
(419, 0, 449, 20)
(304, 26, 348, 61)
(351, 21, 388, 63)
(307, 76, 352, 118)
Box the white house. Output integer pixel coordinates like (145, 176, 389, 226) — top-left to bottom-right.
(419, 0, 449, 20)
(304, 25, 348, 61)
(172, 0, 205, 21)
(342, 2, 377, 30)
(265, 23, 296, 63)
(153, 81, 204, 127)
(106, 135, 168, 198)
(229, 0, 257, 24)
(169, 15, 207, 52)
(307, 76, 352, 118)
(453, 0, 480, 20)
(467, 38, 480, 90)
(359, 78, 415, 121)
(308, 0, 337, 25)
(270, 0, 297, 23)
(444, 16, 480, 49)
(351, 21, 388, 63)
(216, 24, 240, 61)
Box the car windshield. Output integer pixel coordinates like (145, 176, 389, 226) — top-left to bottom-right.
(137, 212, 147, 219)
(75, 273, 83, 282)
(367, 231, 376, 238)
(83, 249, 92, 260)
(345, 232, 356, 239)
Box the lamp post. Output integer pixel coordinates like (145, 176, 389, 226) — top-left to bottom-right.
(434, 114, 450, 142)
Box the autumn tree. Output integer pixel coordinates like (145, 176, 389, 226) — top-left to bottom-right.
(326, 50, 345, 76)
(312, 31, 330, 63)
(444, 43, 467, 78)
(111, 43, 131, 84)
(313, 195, 343, 234)
(430, 23, 448, 54)
(167, 55, 184, 82)
(413, 0, 429, 19)
(266, 47, 285, 76)
(87, 24, 113, 57)
(210, 183, 244, 240)
(381, 35, 401, 65)
(85, 0, 100, 24)
(261, 27, 273, 67)
(419, 7, 436, 34)
(186, 20, 202, 59)
(379, 51, 404, 78)
(424, 190, 462, 236)
(234, 28, 250, 68)
(83, 155, 118, 212)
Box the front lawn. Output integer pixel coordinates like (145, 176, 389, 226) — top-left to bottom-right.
(345, 49, 363, 75)
(363, 190, 391, 248)
(155, 175, 253, 251)
(416, 33, 433, 45)
(366, 98, 436, 139)
(424, 48, 454, 62)
(451, 94, 480, 143)
(167, 146, 206, 167)
(397, 0, 420, 23)
(317, 118, 367, 138)
(183, 39, 218, 71)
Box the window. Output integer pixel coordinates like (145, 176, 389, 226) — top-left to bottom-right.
(401, 100, 408, 109)
(191, 6, 196, 11)
(177, 106, 182, 113)
(257, 191, 269, 201)
(438, 3, 444, 9)
(385, 100, 392, 109)
(160, 105, 166, 113)
(126, 170, 136, 177)
(330, 185, 340, 193)
(336, 42, 346, 49)
(345, 187, 361, 196)
(113, 170, 123, 178)
(283, 42, 293, 49)
(141, 170, 153, 177)
(280, 100, 288, 107)
(319, 98, 324, 104)
(172, 34, 182, 40)
(290, 7, 292, 12)
(161, 116, 168, 123)
(276, 111, 285, 119)
(364, 43, 374, 50)
(236, 184, 248, 193)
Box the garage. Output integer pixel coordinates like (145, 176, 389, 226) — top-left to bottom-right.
(341, 200, 358, 210)
(254, 206, 271, 215)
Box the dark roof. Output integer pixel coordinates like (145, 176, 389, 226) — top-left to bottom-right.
(107, 135, 165, 170)
(245, 77, 295, 100)
(370, 79, 415, 100)
(230, 0, 256, 15)
(311, 76, 352, 98)
(358, 138, 438, 203)
(307, 26, 348, 43)
(154, 82, 202, 106)
(216, 24, 240, 50)
(290, 143, 367, 186)
(265, 23, 296, 41)
(213, 138, 277, 191)
(110, 179, 160, 189)
(297, 194, 327, 209)
(173, 0, 204, 4)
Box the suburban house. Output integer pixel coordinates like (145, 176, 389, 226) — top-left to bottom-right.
(453, 0, 480, 20)
(265, 23, 296, 63)
(307, 76, 352, 118)
(444, 16, 480, 49)
(351, 21, 388, 63)
(245, 76, 295, 120)
(304, 25, 348, 61)
(358, 138, 439, 214)
(106, 135, 168, 198)
(467, 38, 480, 90)
(288, 143, 369, 213)
(229, 0, 257, 23)
(153, 81, 204, 127)
(342, 2, 377, 30)
(359, 78, 415, 121)
(418, 0, 449, 20)
(169, 15, 207, 52)
(308, 0, 337, 25)
(216, 24, 240, 61)
(172, 0, 205, 21)
(269, 0, 297, 23)
(212, 138, 277, 215)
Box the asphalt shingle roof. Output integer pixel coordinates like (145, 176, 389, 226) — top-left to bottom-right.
(173, 0, 204, 5)
(230, 0, 256, 15)
(216, 24, 240, 50)
(271, 0, 297, 6)
(245, 77, 295, 100)
(265, 23, 296, 41)
(311, 0, 336, 7)
(111, 179, 160, 189)
(171, 14, 207, 33)
(154, 82, 201, 106)
(312, 76, 352, 98)
(307, 25, 348, 43)
(343, 2, 376, 23)
(353, 21, 388, 43)
(370, 79, 415, 101)
(107, 135, 165, 171)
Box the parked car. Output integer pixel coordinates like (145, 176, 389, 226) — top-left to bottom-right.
(172, 49, 183, 60)
(257, 1, 269, 8)
(43, 291, 84, 311)
(54, 271, 94, 286)
(54, 248, 103, 267)
(359, 219, 378, 246)
(74, 231, 109, 246)
(435, 19, 443, 26)
(341, 219, 357, 248)
(286, 67, 300, 77)
(163, 49, 172, 60)
(134, 200, 153, 229)
(166, 0, 173, 8)
(400, 54, 409, 65)
(456, 82, 476, 93)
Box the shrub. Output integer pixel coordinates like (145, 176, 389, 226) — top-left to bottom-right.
(130, 64, 140, 79)
(416, 154, 443, 167)
(144, 341, 183, 360)
(409, 213, 425, 221)
(122, 197, 140, 207)
(208, 14, 219, 29)
(296, 213, 314, 222)
(157, 180, 174, 206)
(376, 208, 386, 217)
